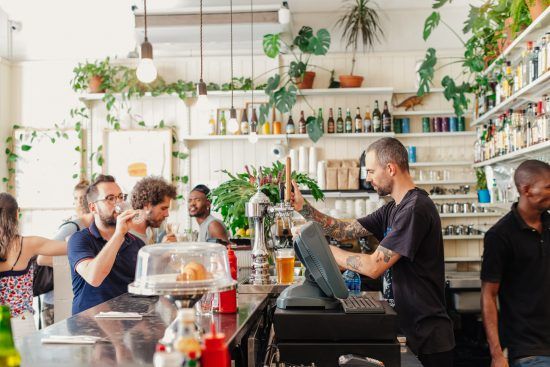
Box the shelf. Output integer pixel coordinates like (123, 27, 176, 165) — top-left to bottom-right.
(392, 110, 471, 117)
(394, 88, 445, 94)
(483, 7, 550, 76)
(443, 235, 484, 240)
(440, 212, 502, 218)
(183, 134, 288, 141)
(183, 132, 395, 141)
(291, 132, 395, 139)
(410, 161, 472, 167)
(430, 194, 478, 200)
(396, 132, 476, 138)
(445, 257, 482, 262)
(472, 140, 550, 167)
(416, 180, 476, 185)
(472, 71, 550, 126)
(302, 190, 375, 199)
(204, 87, 394, 97)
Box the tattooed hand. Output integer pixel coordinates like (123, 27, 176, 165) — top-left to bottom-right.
(290, 180, 305, 211)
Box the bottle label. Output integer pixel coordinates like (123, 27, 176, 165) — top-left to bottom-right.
(360, 166, 367, 179)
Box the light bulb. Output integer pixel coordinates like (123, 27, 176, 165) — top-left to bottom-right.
(248, 132, 259, 144)
(196, 94, 209, 109)
(228, 117, 239, 134)
(278, 2, 290, 25)
(136, 58, 157, 83)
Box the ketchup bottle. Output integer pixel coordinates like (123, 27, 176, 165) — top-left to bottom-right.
(201, 322, 230, 367)
(219, 247, 237, 313)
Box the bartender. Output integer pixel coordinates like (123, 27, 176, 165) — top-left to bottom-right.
(291, 137, 455, 367)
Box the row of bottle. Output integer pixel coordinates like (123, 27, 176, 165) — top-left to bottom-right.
(207, 100, 395, 136)
(474, 97, 550, 163)
(478, 35, 550, 117)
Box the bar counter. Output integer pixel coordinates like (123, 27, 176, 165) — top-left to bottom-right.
(16, 292, 423, 367)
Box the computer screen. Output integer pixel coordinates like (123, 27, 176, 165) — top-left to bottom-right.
(277, 222, 349, 309)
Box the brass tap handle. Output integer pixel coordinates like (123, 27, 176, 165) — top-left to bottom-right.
(285, 156, 291, 202)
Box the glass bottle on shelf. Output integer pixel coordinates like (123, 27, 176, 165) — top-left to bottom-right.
(240, 108, 249, 135)
(345, 108, 353, 133)
(364, 106, 372, 133)
(382, 101, 392, 133)
(208, 110, 217, 135)
(219, 110, 227, 135)
(299, 110, 307, 134)
(286, 114, 295, 134)
(318, 108, 325, 133)
(372, 101, 381, 133)
(327, 108, 335, 134)
(354, 107, 363, 133)
(336, 107, 344, 133)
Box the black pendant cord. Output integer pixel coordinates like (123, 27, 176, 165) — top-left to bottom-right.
(250, 0, 254, 106)
(144, 0, 148, 41)
(230, 0, 234, 110)
(200, 0, 204, 83)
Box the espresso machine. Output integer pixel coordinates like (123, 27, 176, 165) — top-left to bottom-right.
(245, 157, 295, 285)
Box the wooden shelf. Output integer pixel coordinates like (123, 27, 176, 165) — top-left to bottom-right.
(430, 194, 477, 200)
(396, 132, 476, 138)
(445, 257, 482, 262)
(440, 212, 502, 218)
(196, 87, 395, 98)
(183, 132, 395, 141)
(183, 134, 287, 141)
(394, 88, 445, 94)
(472, 140, 550, 167)
(410, 161, 472, 167)
(416, 180, 476, 185)
(302, 190, 375, 199)
(483, 7, 550, 76)
(443, 235, 484, 240)
(290, 132, 395, 139)
(472, 71, 550, 126)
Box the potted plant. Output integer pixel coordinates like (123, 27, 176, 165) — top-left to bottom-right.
(476, 168, 491, 203)
(335, 0, 384, 88)
(510, 0, 534, 37)
(525, 0, 549, 21)
(70, 58, 118, 93)
(210, 161, 324, 236)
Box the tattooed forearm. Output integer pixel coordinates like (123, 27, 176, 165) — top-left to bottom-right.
(299, 201, 371, 241)
(346, 255, 362, 272)
(377, 246, 395, 263)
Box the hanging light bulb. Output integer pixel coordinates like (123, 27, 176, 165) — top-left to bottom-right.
(227, 0, 239, 135)
(228, 107, 239, 134)
(136, 0, 157, 83)
(278, 1, 290, 25)
(196, 0, 208, 105)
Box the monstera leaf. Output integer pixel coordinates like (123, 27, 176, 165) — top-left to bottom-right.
(308, 29, 331, 55)
(306, 116, 324, 143)
(263, 33, 281, 58)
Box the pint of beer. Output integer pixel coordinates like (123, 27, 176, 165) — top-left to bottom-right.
(275, 248, 295, 284)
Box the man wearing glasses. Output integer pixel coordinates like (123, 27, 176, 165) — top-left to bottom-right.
(68, 174, 145, 314)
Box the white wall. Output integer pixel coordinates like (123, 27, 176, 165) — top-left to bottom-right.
(0, 57, 11, 192)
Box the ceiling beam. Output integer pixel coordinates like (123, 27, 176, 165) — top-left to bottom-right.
(135, 11, 278, 28)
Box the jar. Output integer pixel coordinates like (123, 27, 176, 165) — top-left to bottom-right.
(422, 117, 431, 133)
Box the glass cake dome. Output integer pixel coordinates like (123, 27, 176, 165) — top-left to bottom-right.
(128, 242, 237, 296)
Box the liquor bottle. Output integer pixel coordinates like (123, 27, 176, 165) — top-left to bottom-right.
(372, 100, 381, 132)
(318, 108, 325, 133)
(345, 108, 353, 133)
(219, 111, 227, 135)
(208, 110, 217, 135)
(250, 108, 258, 134)
(327, 108, 335, 134)
(363, 107, 372, 133)
(286, 114, 295, 134)
(0, 306, 21, 367)
(531, 47, 540, 82)
(359, 150, 373, 191)
(354, 107, 363, 133)
(272, 109, 282, 135)
(299, 110, 307, 134)
(240, 108, 249, 135)
(382, 101, 392, 132)
(336, 107, 344, 133)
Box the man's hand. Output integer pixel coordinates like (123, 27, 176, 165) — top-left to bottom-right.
(162, 233, 177, 243)
(290, 180, 305, 211)
(114, 210, 137, 236)
(491, 353, 509, 367)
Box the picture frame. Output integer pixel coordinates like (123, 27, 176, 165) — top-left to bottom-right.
(216, 107, 245, 135)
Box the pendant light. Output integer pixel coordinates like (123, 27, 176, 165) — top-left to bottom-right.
(196, 0, 208, 105)
(136, 0, 158, 83)
(278, 1, 290, 25)
(227, 0, 239, 133)
(248, 0, 258, 144)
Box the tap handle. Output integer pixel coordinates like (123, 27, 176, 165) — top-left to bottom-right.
(285, 156, 291, 202)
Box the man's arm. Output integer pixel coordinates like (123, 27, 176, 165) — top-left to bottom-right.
(330, 244, 401, 279)
(208, 221, 230, 243)
(481, 281, 509, 367)
(75, 211, 134, 287)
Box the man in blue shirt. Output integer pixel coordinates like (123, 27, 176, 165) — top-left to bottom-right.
(68, 174, 145, 314)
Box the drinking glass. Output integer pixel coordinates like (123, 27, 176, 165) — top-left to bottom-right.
(195, 292, 214, 316)
(114, 201, 147, 224)
(275, 248, 295, 284)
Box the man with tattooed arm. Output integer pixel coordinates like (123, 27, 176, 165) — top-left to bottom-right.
(290, 137, 455, 367)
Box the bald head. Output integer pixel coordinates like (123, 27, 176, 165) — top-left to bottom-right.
(514, 160, 550, 192)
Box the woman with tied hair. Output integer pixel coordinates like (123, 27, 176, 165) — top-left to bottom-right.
(0, 193, 67, 339)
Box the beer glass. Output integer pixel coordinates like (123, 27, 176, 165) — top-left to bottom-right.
(275, 248, 295, 284)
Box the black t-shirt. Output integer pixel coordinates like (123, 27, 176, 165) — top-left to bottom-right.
(358, 188, 455, 355)
(481, 204, 550, 360)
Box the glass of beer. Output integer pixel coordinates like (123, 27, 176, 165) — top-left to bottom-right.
(276, 248, 295, 284)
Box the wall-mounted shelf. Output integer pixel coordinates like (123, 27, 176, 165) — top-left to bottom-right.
(392, 110, 464, 117)
(396, 132, 476, 138)
(472, 71, 550, 127)
(289, 132, 395, 139)
(183, 132, 396, 141)
(410, 161, 472, 167)
(440, 212, 502, 218)
(472, 140, 550, 167)
(416, 180, 476, 185)
(393, 88, 445, 94)
(445, 256, 482, 262)
(443, 235, 484, 240)
(303, 192, 479, 200)
(205, 87, 395, 97)
(430, 194, 478, 200)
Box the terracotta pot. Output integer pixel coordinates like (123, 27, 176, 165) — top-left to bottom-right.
(498, 18, 514, 54)
(88, 75, 105, 93)
(296, 71, 316, 89)
(339, 75, 364, 88)
(528, 0, 548, 22)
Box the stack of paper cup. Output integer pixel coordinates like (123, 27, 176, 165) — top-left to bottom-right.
(355, 199, 366, 218)
(335, 200, 345, 213)
(298, 146, 309, 174)
(345, 200, 354, 218)
(309, 147, 318, 177)
(366, 199, 378, 215)
(289, 149, 298, 173)
(317, 161, 326, 190)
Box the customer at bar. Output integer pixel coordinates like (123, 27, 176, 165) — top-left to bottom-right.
(188, 184, 229, 243)
(0, 193, 67, 339)
(129, 176, 177, 244)
(481, 160, 550, 367)
(290, 137, 455, 367)
(37, 179, 94, 326)
(68, 174, 145, 314)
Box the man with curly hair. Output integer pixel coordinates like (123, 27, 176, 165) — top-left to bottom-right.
(130, 176, 178, 244)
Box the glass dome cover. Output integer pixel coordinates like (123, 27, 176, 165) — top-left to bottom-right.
(128, 242, 237, 296)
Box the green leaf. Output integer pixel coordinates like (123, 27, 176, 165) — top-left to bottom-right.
(159, 120, 165, 128)
(182, 176, 189, 184)
(21, 145, 32, 151)
(423, 11, 440, 41)
(2, 177, 8, 183)
(432, 0, 449, 9)
(138, 121, 146, 127)
(259, 104, 270, 125)
(289, 61, 307, 79)
(62, 133, 69, 139)
(464, 55, 485, 73)
(72, 173, 78, 179)
(306, 116, 323, 143)
(417, 48, 437, 96)
(50, 138, 56, 144)
(272, 85, 297, 114)
(97, 155, 104, 166)
(263, 33, 281, 58)
(294, 26, 313, 52)
(265, 74, 280, 94)
(114, 122, 121, 131)
(178, 152, 188, 160)
(309, 29, 331, 55)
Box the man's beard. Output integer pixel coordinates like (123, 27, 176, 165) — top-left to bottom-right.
(375, 180, 393, 197)
(146, 215, 163, 229)
(189, 208, 207, 218)
(98, 209, 117, 227)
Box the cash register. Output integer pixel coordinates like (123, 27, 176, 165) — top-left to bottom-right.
(273, 222, 401, 367)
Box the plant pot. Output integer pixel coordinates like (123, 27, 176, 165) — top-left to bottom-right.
(498, 18, 514, 54)
(88, 75, 105, 93)
(477, 189, 491, 204)
(528, 0, 548, 22)
(297, 71, 316, 89)
(339, 75, 364, 88)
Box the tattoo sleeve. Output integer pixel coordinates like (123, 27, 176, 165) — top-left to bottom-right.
(346, 255, 362, 272)
(299, 200, 371, 241)
(375, 246, 396, 264)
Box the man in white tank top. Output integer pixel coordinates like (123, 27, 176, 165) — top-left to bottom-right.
(188, 185, 229, 243)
